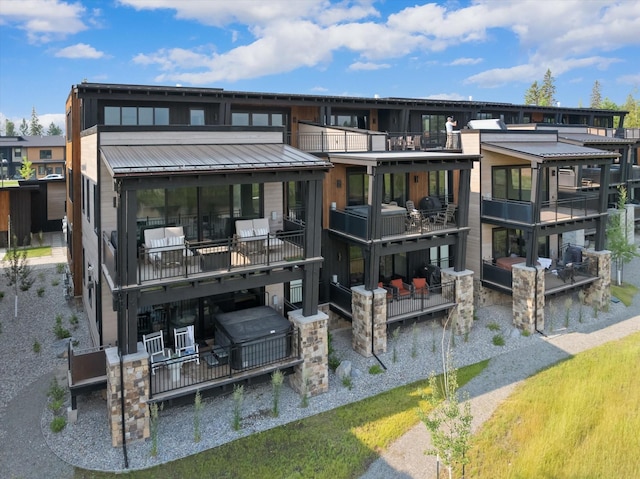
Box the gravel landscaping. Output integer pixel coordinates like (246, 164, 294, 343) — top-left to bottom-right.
(1, 233, 638, 475)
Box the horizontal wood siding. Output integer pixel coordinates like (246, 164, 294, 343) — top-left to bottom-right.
(47, 183, 66, 220)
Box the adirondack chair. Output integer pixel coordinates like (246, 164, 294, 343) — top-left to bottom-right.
(174, 325, 200, 365)
(434, 203, 457, 226)
(143, 331, 171, 375)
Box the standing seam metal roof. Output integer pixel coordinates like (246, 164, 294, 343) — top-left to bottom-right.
(101, 143, 332, 175)
(483, 141, 620, 159)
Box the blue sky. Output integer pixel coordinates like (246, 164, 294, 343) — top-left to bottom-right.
(1, 0, 639, 132)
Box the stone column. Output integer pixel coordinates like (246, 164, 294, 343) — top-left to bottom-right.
(350, 286, 387, 357)
(106, 345, 150, 447)
(288, 310, 329, 397)
(440, 269, 475, 334)
(582, 249, 611, 309)
(511, 263, 545, 334)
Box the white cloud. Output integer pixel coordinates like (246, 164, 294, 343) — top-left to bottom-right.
(55, 43, 104, 59)
(0, 0, 88, 43)
(618, 73, 640, 85)
(450, 57, 483, 66)
(348, 61, 390, 71)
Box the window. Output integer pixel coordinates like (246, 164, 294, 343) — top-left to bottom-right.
(14, 148, 21, 158)
(492, 166, 532, 201)
(103, 106, 170, 125)
(40, 150, 52, 159)
(86, 178, 91, 221)
(38, 166, 46, 175)
(347, 168, 368, 206)
(382, 173, 407, 205)
(66, 110, 72, 142)
(190, 109, 205, 126)
(231, 111, 288, 127)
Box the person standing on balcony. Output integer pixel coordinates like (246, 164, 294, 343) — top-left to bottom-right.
(445, 116, 457, 149)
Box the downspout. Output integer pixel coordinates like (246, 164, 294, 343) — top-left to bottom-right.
(534, 267, 545, 336)
(119, 351, 129, 468)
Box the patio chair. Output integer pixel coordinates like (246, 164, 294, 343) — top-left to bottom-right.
(434, 203, 457, 226)
(412, 277, 429, 297)
(174, 325, 200, 365)
(389, 278, 412, 300)
(378, 282, 394, 301)
(143, 331, 171, 375)
(405, 201, 425, 230)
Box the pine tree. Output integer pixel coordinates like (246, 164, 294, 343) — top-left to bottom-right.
(590, 80, 602, 108)
(29, 107, 43, 136)
(524, 81, 540, 105)
(5, 119, 16, 136)
(19, 118, 29, 136)
(540, 69, 556, 106)
(47, 122, 62, 136)
(622, 91, 639, 128)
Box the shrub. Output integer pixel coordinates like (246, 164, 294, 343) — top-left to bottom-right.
(0, 291, 4, 300)
(271, 370, 285, 417)
(342, 376, 353, 390)
(194, 391, 202, 443)
(492, 334, 505, 347)
(232, 385, 244, 431)
(48, 378, 66, 402)
(50, 416, 66, 433)
(33, 339, 41, 353)
(51, 279, 60, 287)
(487, 321, 501, 331)
(368, 364, 384, 375)
(49, 399, 64, 413)
(37, 287, 45, 297)
(56, 263, 66, 274)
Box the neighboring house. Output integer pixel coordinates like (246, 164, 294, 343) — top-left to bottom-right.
(461, 126, 618, 333)
(0, 135, 66, 246)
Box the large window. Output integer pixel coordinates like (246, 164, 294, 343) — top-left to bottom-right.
(104, 106, 169, 126)
(382, 173, 407, 205)
(330, 111, 368, 129)
(492, 166, 532, 201)
(40, 149, 52, 159)
(231, 111, 286, 127)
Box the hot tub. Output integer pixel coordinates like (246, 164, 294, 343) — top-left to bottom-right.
(214, 306, 292, 370)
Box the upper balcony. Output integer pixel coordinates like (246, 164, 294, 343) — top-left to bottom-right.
(102, 218, 307, 289)
(329, 203, 461, 242)
(481, 193, 602, 227)
(290, 123, 454, 153)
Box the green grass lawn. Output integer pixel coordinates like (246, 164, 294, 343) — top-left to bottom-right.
(467, 332, 640, 478)
(74, 361, 488, 479)
(2, 245, 52, 261)
(611, 282, 638, 306)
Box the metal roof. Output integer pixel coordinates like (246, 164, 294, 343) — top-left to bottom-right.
(0, 135, 65, 147)
(101, 143, 332, 177)
(557, 133, 636, 145)
(483, 141, 620, 160)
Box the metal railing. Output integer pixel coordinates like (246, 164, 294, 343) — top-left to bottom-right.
(482, 194, 600, 225)
(329, 206, 458, 240)
(135, 229, 306, 285)
(150, 328, 300, 399)
(329, 282, 353, 315)
(386, 281, 456, 321)
(482, 260, 513, 289)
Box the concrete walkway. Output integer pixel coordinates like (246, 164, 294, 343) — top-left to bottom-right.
(360, 314, 640, 479)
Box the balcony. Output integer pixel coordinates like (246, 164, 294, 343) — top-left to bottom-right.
(327, 281, 457, 323)
(148, 328, 302, 401)
(329, 204, 459, 241)
(481, 194, 601, 226)
(481, 258, 599, 296)
(102, 227, 307, 288)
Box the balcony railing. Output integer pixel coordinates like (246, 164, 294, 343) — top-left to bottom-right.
(149, 328, 301, 399)
(386, 281, 456, 322)
(329, 282, 353, 315)
(103, 228, 306, 287)
(482, 194, 601, 225)
(329, 206, 458, 241)
(289, 130, 450, 153)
